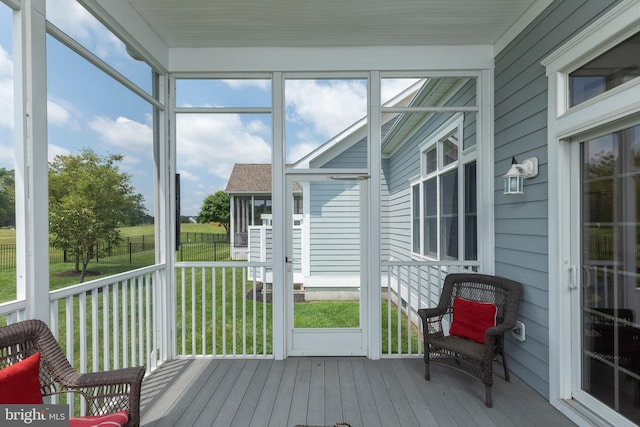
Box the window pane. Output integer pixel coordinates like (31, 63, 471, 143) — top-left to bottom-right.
(46, 0, 152, 94)
(285, 78, 367, 167)
(440, 170, 458, 259)
(570, 32, 640, 107)
(581, 124, 640, 423)
(176, 79, 271, 108)
(463, 112, 477, 150)
(0, 3, 15, 303)
(442, 131, 459, 167)
(423, 179, 437, 257)
(177, 113, 272, 261)
(47, 33, 156, 285)
(425, 147, 437, 175)
(464, 162, 477, 260)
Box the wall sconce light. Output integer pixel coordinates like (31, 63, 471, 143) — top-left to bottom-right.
(503, 156, 538, 195)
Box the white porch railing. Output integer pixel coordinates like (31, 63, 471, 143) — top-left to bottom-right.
(175, 261, 273, 358)
(381, 260, 480, 356)
(0, 265, 166, 415)
(48, 264, 165, 375)
(0, 259, 483, 378)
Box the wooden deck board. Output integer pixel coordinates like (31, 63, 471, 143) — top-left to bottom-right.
(140, 357, 576, 427)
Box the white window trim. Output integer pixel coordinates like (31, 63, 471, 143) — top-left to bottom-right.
(411, 114, 472, 261)
(543, 1, 640, 426)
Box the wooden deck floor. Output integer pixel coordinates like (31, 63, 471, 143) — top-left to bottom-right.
(140, 357, 575, 427)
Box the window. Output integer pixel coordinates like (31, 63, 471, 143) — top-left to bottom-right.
(569, 31, 640, 107)
(411, 117, 476, 260)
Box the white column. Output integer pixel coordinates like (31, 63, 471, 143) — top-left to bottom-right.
(368, 71, 381, 359)
(14, 0, 49, 322)
(271, 72, 286, 359)
(479, 68, 495, 274)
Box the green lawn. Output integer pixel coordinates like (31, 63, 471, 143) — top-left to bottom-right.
(2, 221, 419, 360)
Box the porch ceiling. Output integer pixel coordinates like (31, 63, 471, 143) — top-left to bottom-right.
(125, 0, 542, 48)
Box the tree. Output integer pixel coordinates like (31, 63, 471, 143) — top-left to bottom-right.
(49, 150, 141, 282)
(120, 192, 150, 226)
(0, 168, 15, 227)
(198, 191, 230, 233)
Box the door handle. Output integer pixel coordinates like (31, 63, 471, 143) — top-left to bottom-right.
(568, 265, 578, 290)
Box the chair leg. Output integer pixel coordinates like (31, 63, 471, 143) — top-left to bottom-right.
(485, 384, 493, 408)
(424, 359, 431, 381)
(502, 352, 510, 382)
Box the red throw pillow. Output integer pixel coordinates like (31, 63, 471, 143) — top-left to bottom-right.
(0, 352, 43, 404)
(70, 410, 129, 427)
(449, 297, 497, 344)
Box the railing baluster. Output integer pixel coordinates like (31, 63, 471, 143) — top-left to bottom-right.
(122, 280, 129, 368)
(212, 267, 217, 356)
(191, 266, 196, 356)
(113, 283, 119, 370)
(262, 266, 267, 356)
(232, 267, 237, 356)
(387, 266, 392, 356)
(131, 278, 137, 367)
(138, 275, 143, 368)
(91, 289, 98, 372)
(181, 267, 186, 356)
(145, 273, 151, 369)
(103, 286, 110, 371)
(222, 267, 227, 356)
(201, 267, 206, 355)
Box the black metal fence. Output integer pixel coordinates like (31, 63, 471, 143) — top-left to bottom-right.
(0, 232, 232, 272)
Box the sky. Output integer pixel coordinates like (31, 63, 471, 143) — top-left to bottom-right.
(0, 0, 415, 217)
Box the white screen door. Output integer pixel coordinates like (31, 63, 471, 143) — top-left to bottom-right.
(285, 173, 367, 356)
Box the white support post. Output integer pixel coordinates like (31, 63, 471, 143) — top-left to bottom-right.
(479, 68, 495, 274)
(368, 71, 382, 359)
(271, 72, 285, 360)
(14, 0, 49, 322)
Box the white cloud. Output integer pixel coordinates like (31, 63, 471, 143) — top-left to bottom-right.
(285, 80, 367, 139)
(0, 45, 13, 129)
(47, 100, 71, 125)
(176, 113, 271, 180)
(0, 78, 13, 129)
(48, 143, 71, 162)
(224, 79, 270, 90)
(89, 116, 153, 151)
(288, 141, 321, 164)
(178, 170, 199, 182)
(381, 78, 420, 104)
(0, 44, 11, 77)
(0, 143, 14, 169)
(46, 0, 125, 61)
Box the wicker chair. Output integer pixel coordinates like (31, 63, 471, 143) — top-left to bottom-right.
(418, 273, 523, 407)
(0, 319, 145, 427)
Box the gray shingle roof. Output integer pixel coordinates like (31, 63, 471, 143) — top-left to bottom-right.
(225, 164, 272, 193)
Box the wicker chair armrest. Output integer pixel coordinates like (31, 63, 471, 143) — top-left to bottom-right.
(486, 322, 515, 338)
(63, 366, 144, 389)
(57, 366, 145, 426)
(418, 307, 446, 320)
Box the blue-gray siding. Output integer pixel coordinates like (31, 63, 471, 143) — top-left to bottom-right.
(308, 180, 360, 275)
(493, 0, 619, 399)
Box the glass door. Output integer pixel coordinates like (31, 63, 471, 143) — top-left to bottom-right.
(575, 124, 640, 423)
(286, 173, 367, 356)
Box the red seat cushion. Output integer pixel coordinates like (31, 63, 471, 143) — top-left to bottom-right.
(449, 297, 497, 344)
(70, 410, 129, 427)
(0, 352, 43, 404)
